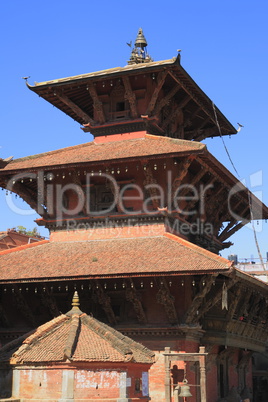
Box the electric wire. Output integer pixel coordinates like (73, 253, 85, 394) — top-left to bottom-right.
(211, 102, 266, 276)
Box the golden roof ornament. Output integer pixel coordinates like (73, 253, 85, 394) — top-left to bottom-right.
(72, 291, 80, 309)
(128, 28, 153, 65)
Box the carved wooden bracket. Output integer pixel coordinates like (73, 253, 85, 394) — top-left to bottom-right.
(125, 281, 147, 324)
(153, 84, 181, 116)
(171, 156, 195, 203)
(0, 302, 10, 327)
(196, 276, 237, 320)
(143, 166, 159, 209)
(12, 286, 36, 327)
(122, 76, 138, 118)
(156, 278, 178, 325)
(185, 274, 218, 325)
(94, 282, 117, 325)
(87, 83, 106, 124)
(146, 70, 168, 116)
(41, 288, 60, 318)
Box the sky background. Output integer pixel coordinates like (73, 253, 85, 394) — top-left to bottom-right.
(1, 0, 268, 261)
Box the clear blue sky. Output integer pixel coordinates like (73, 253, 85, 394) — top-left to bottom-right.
(1, 0, 268, 260)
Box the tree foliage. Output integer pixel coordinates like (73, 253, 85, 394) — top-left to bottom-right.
(16, 226, 40, 237)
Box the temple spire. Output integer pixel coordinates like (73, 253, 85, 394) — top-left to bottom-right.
(72, 291, 80, 309)
(128, 28, 153, 65)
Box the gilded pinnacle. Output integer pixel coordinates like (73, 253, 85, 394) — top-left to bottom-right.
(72, 291, 80, 308)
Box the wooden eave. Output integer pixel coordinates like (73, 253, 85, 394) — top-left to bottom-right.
(198, 152, 268, 220)
(232, 267, 268, 292)
(1, 141, 267, 223)
(27, 56, 236, 138)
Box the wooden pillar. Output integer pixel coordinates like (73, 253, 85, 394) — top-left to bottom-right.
(199, 346, 207, 402)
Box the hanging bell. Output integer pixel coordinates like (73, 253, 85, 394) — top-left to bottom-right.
(179, 379, 192, 398)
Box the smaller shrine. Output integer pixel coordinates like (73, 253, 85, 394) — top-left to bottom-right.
(0, 292, 155, 401)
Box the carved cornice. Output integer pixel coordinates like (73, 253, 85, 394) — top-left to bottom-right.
(43, 214, 166, 231)
(119, 325, 204, 340)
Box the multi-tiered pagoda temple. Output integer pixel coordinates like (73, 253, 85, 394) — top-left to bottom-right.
(0, 29, 267, 401)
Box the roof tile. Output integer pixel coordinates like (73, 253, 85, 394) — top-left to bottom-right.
(0, 134, 205, 172)
(0, 296, 154, 365)
(0, 234, 232, 282)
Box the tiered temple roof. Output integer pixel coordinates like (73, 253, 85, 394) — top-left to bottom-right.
(0, 233, 232, 283)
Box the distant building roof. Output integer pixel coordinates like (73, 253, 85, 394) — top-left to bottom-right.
(0, 292, 154, 364)
(0, 228, 44, 251)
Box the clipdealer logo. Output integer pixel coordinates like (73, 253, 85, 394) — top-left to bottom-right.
(4, 169, 264, 235)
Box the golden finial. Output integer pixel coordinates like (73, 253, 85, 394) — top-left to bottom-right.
(72, 291, 80, 309)
(127, 28, 153, 65)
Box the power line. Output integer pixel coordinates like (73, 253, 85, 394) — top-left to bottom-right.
(211, 102, 267, 278)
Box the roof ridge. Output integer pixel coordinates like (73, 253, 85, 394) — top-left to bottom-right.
(93, 136, 145, 146)
(51, 236, 163, 245)
(82, 315, 131, 358)
(11, 315, 68, 363)
(144, 133, 206, 150)
(29, 58, 176, 87)
(0, 239, 49, 256)
(23, 314, 67, 345)
(164, 232, 233, 269)
(64, 313, 80, 359)
(81, 315, 154, 362)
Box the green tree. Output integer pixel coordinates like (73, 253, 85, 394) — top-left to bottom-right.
(16, 226, 40, 237)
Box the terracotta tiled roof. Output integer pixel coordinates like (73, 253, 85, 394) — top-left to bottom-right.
(0, 134, 205, 172)
(0, 233, 232, 282)
(0, 293, 154, 364)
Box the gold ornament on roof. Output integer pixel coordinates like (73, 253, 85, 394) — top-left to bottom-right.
(127, 28, 153, 65)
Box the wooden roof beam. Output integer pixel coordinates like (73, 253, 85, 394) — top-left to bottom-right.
(6, 181, 44, 216)
(168, 70, 223, 131)
(162, 94, 191, 131)
(153, 84, 181, 116)
(54, 91, 95, 125)
(184, 274, 218, 324)
(219, 221, 246, 242)
(87, 83, 106, 124)
(196, 276, 237, 320)
(177, 166, 206, 198)
(122, 76, 138, 118)
(146, 70, 168, 115)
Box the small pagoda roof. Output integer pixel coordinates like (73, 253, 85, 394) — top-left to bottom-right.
(0, 233, 233, 283)
(27, 55, 236, 138)
(0, 292, 154, 364)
